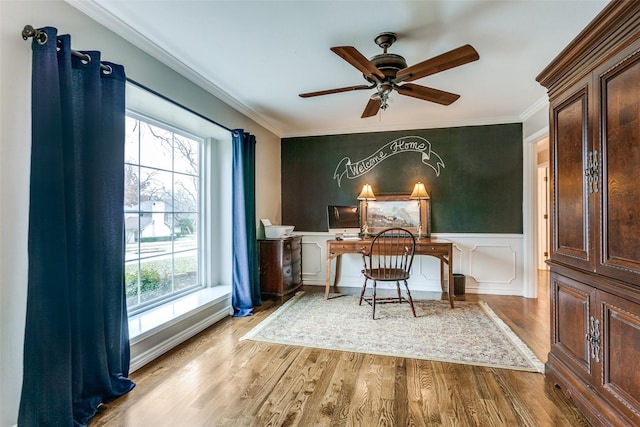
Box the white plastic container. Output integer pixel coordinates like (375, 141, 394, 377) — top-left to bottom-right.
(261, 219, 295, 239)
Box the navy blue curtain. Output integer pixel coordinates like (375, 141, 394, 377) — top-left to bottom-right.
(232, 130, 261, 316)
(18, 27, 134, 426)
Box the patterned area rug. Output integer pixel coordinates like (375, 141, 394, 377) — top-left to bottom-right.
(241, 292, 544, 373)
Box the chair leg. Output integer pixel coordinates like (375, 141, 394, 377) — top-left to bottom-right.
(359, 278, 368, 306)
(403, 280, 416, 317)
(371, 281, 377, 320)
(396, 281, 402, 303)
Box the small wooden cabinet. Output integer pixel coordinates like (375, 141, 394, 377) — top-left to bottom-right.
(537, 2, 640, 426)
(258, 236, 302, 301)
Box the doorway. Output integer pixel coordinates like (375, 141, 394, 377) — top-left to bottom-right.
(536, 138, 550, 271)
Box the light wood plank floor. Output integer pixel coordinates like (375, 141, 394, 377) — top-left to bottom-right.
(91, 271, 590, 426)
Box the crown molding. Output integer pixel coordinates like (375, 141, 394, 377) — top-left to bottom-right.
(64, 0, 283, 137)
(519, 96, 548, 122)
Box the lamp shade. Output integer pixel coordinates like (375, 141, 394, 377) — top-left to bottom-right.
(357, 184, 376, 200)
(410, 182, 429, 199)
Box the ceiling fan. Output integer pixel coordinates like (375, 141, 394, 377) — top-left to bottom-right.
(299, 32, 479, 118)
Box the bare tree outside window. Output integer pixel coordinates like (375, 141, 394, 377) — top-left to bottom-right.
(124, 115, 202, 312)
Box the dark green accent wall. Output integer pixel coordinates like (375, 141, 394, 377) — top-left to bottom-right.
(281, 123, 523, 233)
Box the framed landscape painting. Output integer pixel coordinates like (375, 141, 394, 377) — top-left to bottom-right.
(360, 194, 430, 237)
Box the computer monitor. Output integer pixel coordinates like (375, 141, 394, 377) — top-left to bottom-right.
(327, 205, 360, 236)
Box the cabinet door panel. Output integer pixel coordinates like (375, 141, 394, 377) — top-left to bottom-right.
(597, 291, 640, 426)
(550, 271, 594, 379)
(552, 86, 592, 270)
(599, 47, 640, 285)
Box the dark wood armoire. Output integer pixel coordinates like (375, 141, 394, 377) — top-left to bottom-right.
(537, 1, 640, 426)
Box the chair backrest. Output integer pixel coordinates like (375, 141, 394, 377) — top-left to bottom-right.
(362, 227, 416, 275)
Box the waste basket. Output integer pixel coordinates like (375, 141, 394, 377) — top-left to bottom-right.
(453, 274, 466, 297)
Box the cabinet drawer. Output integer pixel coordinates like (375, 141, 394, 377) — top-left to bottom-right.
(328, 242, 369, 256)
(283, 251, 292, 265)
(284, 236, 301, 252)
(283, 247, 301, 265)
(416, 244, 450, 256)
(283, 262, 302, 289)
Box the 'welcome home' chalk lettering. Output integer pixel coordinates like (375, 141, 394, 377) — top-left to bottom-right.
(333, 136, 445, 186)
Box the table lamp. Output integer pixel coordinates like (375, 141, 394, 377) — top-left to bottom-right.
(357, 183, 376, 238)
(410, 182, 429, 239)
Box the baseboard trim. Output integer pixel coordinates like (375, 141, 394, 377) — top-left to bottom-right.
(130, 304, 230, 372)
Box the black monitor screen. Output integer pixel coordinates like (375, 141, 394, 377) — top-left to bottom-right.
(327, 205, 360, 234)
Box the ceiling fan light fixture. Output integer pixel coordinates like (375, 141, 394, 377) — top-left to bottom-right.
(380, 92, 391, 110)
(371, 86, 392, 110)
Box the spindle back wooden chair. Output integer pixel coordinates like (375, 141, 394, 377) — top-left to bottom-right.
(359, 227, 416, 319)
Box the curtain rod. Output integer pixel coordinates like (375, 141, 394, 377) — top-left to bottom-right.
(22, 25, 238, 137)
(125, 78, 238, 136)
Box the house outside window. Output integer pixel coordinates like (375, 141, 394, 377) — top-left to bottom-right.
(124, 113, 203, 313)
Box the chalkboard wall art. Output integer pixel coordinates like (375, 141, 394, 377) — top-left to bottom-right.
(281, 123, 523, 233)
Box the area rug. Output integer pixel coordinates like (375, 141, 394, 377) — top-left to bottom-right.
(240, 292, 544, 373)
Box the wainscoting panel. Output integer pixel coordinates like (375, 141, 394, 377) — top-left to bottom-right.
(301, 240, 323, 280)
(469, 245, 517, 284)
(299, 233, 525, 296)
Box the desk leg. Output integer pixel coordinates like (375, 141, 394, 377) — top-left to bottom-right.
(325, 254, 343, 300)
(448, 251, 454, 308)
(325, 256, 332, 300)
(439, 259, 445, 293)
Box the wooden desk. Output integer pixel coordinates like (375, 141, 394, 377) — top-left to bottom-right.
(326, 238, 454, 308)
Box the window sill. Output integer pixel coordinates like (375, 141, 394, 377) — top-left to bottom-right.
(128, 286, 231, 341)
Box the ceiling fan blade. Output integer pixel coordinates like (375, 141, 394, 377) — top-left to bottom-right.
(361, 97, 381, 118)
(331, 46, 385, 81)
(395, 44, 479, 83)
(396, 83, 460, 105)
(299, 84, 373, 98)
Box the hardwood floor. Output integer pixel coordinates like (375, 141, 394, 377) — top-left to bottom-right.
(91, 271, 591, 426)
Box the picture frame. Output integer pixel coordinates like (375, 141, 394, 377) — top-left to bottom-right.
(360, 193, 431, 237)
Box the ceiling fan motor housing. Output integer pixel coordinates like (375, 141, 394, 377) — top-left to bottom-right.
(368, 53, 407, 79)
(368, 53, 406, 99)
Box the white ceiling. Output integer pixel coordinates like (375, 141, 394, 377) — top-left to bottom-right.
(70, 0, 609, 138)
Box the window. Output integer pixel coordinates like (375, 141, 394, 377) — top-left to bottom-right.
(123, 82, 233, 326)
(124, 113, 202, 313)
